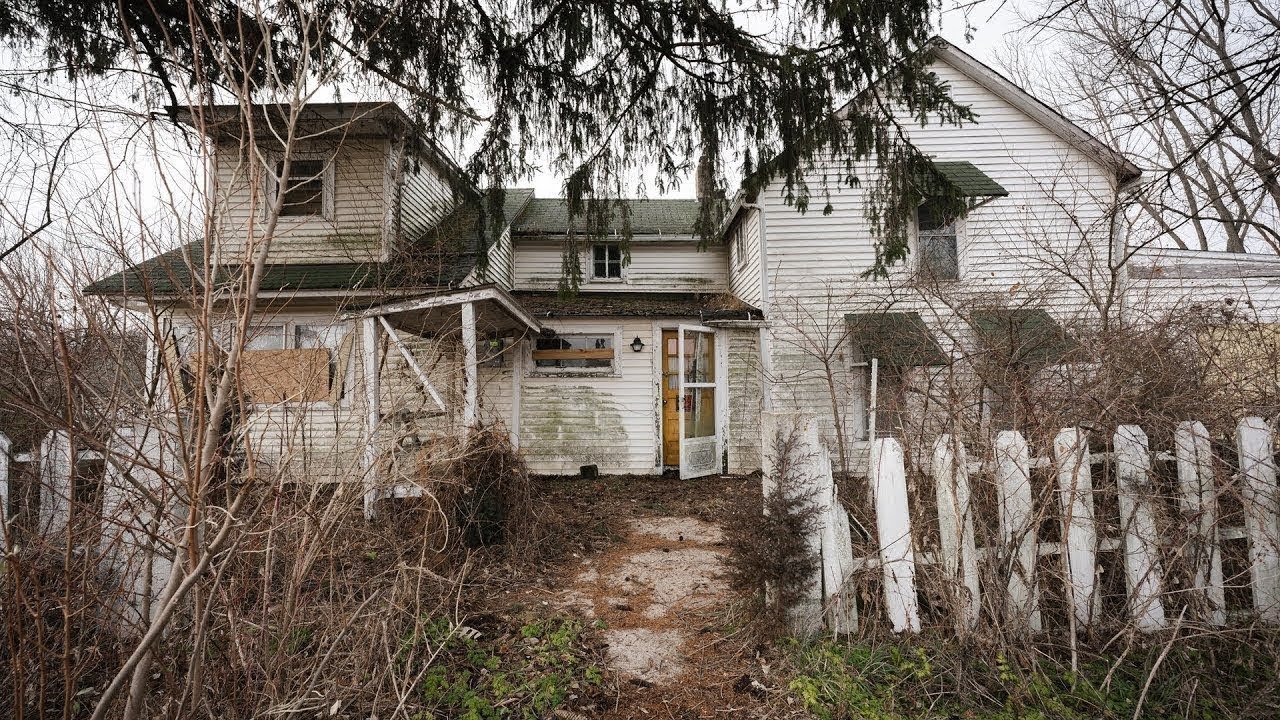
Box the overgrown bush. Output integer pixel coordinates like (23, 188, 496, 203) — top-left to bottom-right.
(724, 425, 823, 632)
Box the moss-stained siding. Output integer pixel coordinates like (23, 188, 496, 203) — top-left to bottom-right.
(728, 208, 763, 307)
(518, 319, 658, 474)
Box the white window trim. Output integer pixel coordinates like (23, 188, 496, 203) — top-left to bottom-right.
(265, 150, 336, 221)
(911, 206, 965, 281)
(587, 243, 627, 284)
(526, 327, 623, 378)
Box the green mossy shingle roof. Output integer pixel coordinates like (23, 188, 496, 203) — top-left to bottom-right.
(845, 311, 949, 367)
(514, 291, 761, 321)
(970, 308, 1076, 366)
(512, 198, 718, 237)
(84, 189, 535, 297)
(925, 161, 1009, 198)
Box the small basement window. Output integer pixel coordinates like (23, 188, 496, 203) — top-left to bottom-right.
(591, 244, 623, 280)
(276, 158, 328, 217)
(917, 199, 960, 280)
(532, 334, 615, 372)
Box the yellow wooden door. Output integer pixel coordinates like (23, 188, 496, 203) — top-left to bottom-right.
(661, 330, 680, 466)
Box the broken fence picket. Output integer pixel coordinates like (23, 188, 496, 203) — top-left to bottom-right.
(800, 417, 1280, 635)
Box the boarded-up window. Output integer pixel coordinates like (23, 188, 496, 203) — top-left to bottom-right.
(277, 159, 327, 216)
(532, 334, 614, 371)
(239, 348, 333, 402)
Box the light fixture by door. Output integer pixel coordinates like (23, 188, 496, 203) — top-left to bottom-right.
(630, 336, 645, 352)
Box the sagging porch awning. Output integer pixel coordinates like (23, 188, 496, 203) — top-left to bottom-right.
(845, 311, 948, 367)
(340, 285, 544, 519)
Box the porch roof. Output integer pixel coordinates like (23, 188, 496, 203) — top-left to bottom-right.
(343, 285, 544, 336)
(513, 291, 763, 322)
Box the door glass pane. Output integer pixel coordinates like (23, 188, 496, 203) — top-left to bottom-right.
(682, 332, 714, 383)
(682, 387, 715, 439)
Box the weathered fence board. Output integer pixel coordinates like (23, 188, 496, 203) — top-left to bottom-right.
(1175, 420, 1226, 625)
(873, 438, 920, 633)
(1053, 427, 1098, 629)
(995, 430, 1041, 631)
(933, 435, 979, 631)
(1114, 425, 1167, 631)
(1237, 416, 1280, 623)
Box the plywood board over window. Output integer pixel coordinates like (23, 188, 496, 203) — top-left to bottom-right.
(239, 348, 333, 403)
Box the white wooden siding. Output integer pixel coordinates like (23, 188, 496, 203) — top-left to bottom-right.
(398, 149, 456, 248)
(516, 320, 658, 474)
(212, 139, 392, 264)
(463, 225, 515, 289)
(726, 328, 763, 474)
(513, 239, 729, 292)
(758, 55, 1122, 466)
(728, 208, 764, 307)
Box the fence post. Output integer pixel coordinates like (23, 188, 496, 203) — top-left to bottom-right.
(1175, 420, 1226, 625)
(1236, 416, 1280, 623)
(817, 445, 859, 634)
(1053, 427, 1098, 629)
(1113, 425, 1167, 631)
(761, 411, 826, 634)
(0, 431, 9, 529)
(932, 435, 979, 631)
(38, 430, 72, 537)
(995, 430, 1040, 631)
(873, 437, 920, 633)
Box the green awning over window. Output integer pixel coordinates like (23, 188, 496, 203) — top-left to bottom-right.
(970, 308, 1076, 366)
(845, 311, 948, 367)
(917, 161, 1009, 198)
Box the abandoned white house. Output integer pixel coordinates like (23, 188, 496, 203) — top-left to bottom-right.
(84, 40, 1277, 506)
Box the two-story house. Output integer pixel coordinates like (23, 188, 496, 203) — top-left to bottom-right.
(86, 41, 1147, 505)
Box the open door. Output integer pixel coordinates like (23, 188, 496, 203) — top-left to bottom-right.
(677, 324, 720, 479)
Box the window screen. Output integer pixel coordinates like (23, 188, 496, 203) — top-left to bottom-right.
(591, 244, 622, 279)
(277, 159, 326, 216)
(917, 200, 959, 280)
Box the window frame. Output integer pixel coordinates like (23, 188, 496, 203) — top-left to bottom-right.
(733, 224, 747, 269)
(192, 316, 352, 407)
(913, 200, 964, 281)
(588, 243, 625, 282)
(267, 151, 336, 221)
(526, 328, 622, 377)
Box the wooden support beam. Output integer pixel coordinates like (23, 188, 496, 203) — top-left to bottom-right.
(462, 302, 478, 431)
(361, 318, 381, 520)
(377, 315, 446, 413)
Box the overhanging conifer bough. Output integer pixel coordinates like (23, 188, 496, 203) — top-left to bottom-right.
(0, 0, 973, 283)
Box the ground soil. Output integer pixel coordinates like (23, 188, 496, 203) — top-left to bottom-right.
(467, 473, 808, 719)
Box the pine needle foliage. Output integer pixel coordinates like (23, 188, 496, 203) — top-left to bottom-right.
(0, 0, 972, 284)
(725, 425, 824, 630)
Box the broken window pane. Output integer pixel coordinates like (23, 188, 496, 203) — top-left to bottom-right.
(532, 334, 614, 370)
(591, 244, 622, 279)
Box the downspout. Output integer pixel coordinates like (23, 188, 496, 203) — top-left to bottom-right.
(742, 203, 773, 411)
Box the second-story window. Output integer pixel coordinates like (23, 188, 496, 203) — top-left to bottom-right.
(917, 199, 960, 280)
(591, 244, 623, 280)
(277, 158, 328, 217)
(733, 225, 747, 268)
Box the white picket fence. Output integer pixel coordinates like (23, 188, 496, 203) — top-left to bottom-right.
(765, 412, 1280, 636)
(0, 427, 175, 626)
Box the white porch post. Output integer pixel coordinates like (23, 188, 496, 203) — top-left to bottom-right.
(361, 317, 381, 519)
(461, 301, 478, 431)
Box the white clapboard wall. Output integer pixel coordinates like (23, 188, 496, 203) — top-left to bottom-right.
(763, 413, 1280, 636)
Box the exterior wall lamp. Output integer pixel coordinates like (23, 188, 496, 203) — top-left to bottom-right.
(630, 336, 645, 352)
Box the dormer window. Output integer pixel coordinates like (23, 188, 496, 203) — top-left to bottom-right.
(276, 157, 331, 217)
(916, 199, 960, 281)
(591, 244, 623, 280)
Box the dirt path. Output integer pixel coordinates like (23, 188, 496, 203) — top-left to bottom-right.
(559, 515, 730, 684)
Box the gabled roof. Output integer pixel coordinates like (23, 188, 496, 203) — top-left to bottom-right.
(84, 189, 535, 297)
(512, 198, 715, 238)
(930, 40, 1142, 184)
